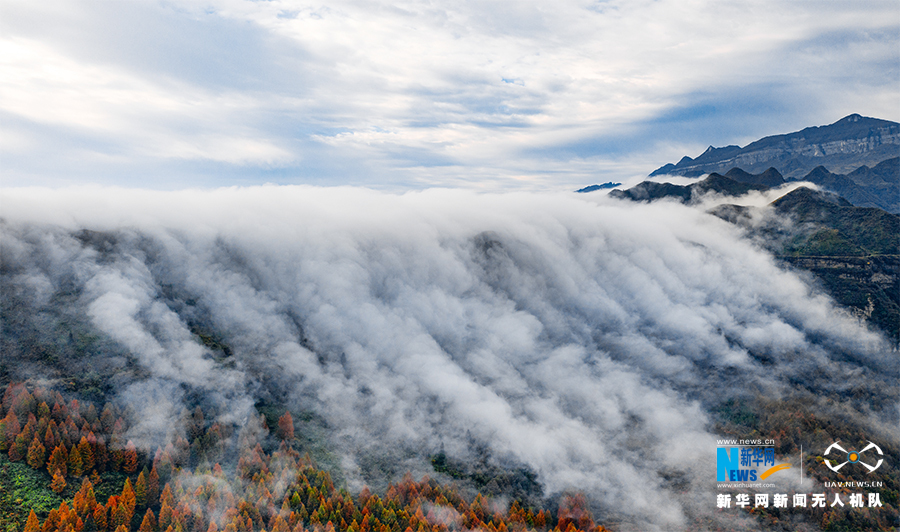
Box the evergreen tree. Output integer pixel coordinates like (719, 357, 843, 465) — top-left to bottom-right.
(24, 510, 41, 532)
(138, 509, 156, 532)
(121, 478, 137, 523)
(26, 436, 46, 469)
(47, 443, 69, 477)
(277, 412, 294, 442)
(93, 505, 108, 532)
(9, 432, 29, 461)
(79, 436, 96, 471)
(148, 467, 161, 505)
(123, 441, 139, 473)
(69, 444, 85, 477)
(51, 469, 67, 494)
(135, 470, 148, 508)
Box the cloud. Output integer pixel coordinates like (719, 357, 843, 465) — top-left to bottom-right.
(0, 0, 897, 188)
(1, 185, 896, 530)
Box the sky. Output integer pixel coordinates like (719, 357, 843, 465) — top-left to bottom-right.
(1, 0, 898, 190)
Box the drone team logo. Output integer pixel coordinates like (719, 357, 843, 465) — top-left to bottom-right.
(823, 441, 883, 473)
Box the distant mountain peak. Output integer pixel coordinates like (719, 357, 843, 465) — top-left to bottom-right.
(836, 113, 863, 124)
(650, 114, 900, 179)
(575, 182, 621, 193)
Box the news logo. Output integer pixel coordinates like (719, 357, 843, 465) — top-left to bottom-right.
(717, 443, 791, 482)
(823, 441, 883, 473)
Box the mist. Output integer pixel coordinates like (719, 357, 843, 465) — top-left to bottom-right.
(1, 185, 896, 531)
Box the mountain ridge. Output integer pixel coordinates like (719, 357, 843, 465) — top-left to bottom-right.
(650, 114, 900, 179)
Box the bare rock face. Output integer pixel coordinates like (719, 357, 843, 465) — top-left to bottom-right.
(651, 114, 900, 179)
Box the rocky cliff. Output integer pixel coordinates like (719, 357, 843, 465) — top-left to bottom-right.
(651, 114, 900, 179)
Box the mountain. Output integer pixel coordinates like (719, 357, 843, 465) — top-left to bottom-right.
(611, 173, 900, 341)
(796, 157, 899, 213)
(575, 182, 621, 193)
(609, 171, 770, 202)
(722, 167, 785, 187)
(3, 186, 899, 532)
(708, 186, 900, 341)
(650, 114, 900, 179)
(770, 187, 899, 256)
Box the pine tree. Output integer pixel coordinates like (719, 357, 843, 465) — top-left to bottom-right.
(69, 444, 85, 477)
(277, 412, 294, 442)
(138, 509, 156, 532)
(94, 505, 109, 532)
(123, 441, 139, 473)
(44, 420, 59, 451)
(27, 436, 46, 469)
(159, 484, 174, 509)
(73, 478, 94, 515)
(37, 401, 51, 420)
(157, 503, 174, 532)
(78, 436, 95, 471)
(48, 443, 69, 477)
(24, 510, 41, 532)
(51, 469, 67, 494)
(9, 432, 28, 461)
(148, 467, 160, 505)
(1, 411, 20, 449)
(135, 470, 148, 508)
(111, 502, 130, 531)
(100, 405, 116, 434)
(121, 478, 137, 523)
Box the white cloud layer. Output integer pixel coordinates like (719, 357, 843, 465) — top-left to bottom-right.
(2, 185, 896, 530)
(0, 0, 897, 188)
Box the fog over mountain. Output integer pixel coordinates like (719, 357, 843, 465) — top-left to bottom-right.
(1, 186, 897, 531)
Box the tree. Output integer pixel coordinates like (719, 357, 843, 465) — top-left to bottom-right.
(111, 502, 131, 531)
(51, 469, 67, 494)
(148, 467, 160, 506)
(24, 510, 41, 532)
(120, 478, 137, 522)
(1, 411, 20, 450)
(48, 443, 69, 477)
(556, 494, 594, 532)
(78, 436, 95, 471)
(69, 444, 85, 477)
(135, 470, 148, 508)
(277, 412, 294, 442)
(74, 478, 98, 516)
(9, 432, 29, 461)
(26, 436, 46, 469)
(157, 503, 174, 532)
(94, 505, 109, 532)
(98, 404, 114, 430)
(123, 441, 139, 473)
(138, 509, 157, 532)
(44, 420, 59, 451)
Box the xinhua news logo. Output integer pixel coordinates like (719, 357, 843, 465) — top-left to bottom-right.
(823, 441, 883, 474)
(717, 442, 791, 482)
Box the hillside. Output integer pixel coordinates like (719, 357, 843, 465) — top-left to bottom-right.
(611, 176, 900, 342)
(2, 187, 898, 532)
(608, 172, 769, 203)
(718, 187, 900, 341)
(793, 158, 899, 213)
